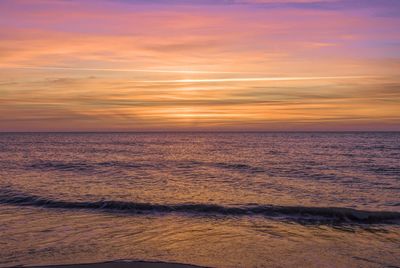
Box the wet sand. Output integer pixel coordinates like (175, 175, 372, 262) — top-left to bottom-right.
(23, 261, 206, 268)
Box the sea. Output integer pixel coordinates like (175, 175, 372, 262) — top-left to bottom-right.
(0, 132, 399, 268)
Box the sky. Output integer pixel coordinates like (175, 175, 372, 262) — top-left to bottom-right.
(0, 0, 399, 131)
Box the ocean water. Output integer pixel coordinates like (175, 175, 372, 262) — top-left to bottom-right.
(0, 132, 399, 268)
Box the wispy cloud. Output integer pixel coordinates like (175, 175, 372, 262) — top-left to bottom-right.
(131, 76, 373, 83)
(2, 66, 244, 74)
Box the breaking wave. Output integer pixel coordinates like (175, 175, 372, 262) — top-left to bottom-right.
(0, 190, 399, 225)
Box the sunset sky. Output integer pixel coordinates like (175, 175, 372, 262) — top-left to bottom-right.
(0, 0, 399, 131)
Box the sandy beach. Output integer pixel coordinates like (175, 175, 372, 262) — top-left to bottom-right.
(25, 261, 205, 268)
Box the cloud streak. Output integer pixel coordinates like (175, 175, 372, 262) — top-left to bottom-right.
(132, 76, 374, 84)
(2, 66, 245, 74)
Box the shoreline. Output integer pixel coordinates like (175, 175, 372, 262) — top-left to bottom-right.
(11, 261, 207, 268)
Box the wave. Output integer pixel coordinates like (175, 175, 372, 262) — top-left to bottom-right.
(27, 160, 161, 173)
(27, 160, 400, 189)
(26, 160, 268, 177)
(27, 160, 400, 182)
(0, 190, 399, 225)
(213, 162, 265, 173)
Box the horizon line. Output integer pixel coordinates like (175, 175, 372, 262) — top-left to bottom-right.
(1, 130, 399, 134)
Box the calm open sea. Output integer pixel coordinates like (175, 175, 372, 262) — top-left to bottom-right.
(0, 132, 399, 267)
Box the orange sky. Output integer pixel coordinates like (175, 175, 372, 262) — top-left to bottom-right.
(0, 0, 399, 131)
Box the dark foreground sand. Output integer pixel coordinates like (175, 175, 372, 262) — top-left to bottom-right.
(23, 261, 206, 268)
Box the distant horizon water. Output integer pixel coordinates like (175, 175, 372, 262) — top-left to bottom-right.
(1, 131, 400, 133)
